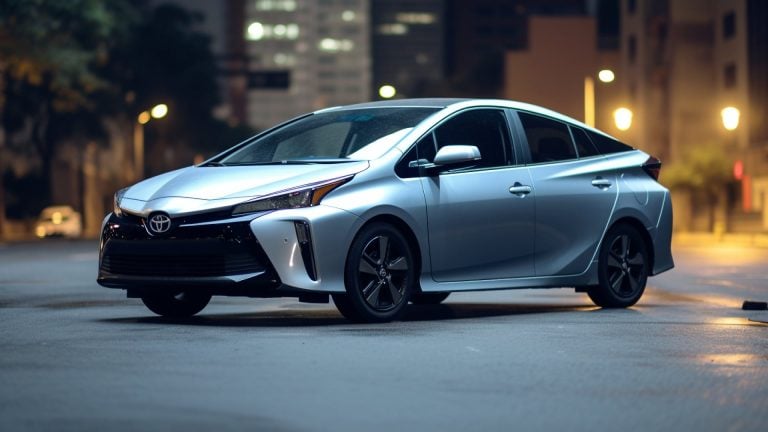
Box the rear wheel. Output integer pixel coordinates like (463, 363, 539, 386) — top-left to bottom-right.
(335, 223, 416, 323)
(411, 292, 450, 305)
(588, 224, 649, 308)
(141, 291, 211, 318)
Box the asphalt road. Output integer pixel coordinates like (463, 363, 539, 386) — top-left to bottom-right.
(1, 239, 767, 432)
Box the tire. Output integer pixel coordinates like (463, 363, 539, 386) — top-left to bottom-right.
(336, 223, 416, 323)
(588, 224, 650, 308)
(141, 291, 212, 318)
(411, 292, 450, 305)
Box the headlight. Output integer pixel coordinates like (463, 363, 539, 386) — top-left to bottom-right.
(113, 187, 129, 217)
(232, 176, 352, 216)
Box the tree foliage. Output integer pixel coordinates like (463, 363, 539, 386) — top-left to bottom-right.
(661, 142, 732, 195)
(1, 0, 244, 219)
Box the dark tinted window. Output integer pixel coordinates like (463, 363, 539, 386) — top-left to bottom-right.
(518, 112, 577, 163)
(628, 35, 637, 64)
(724, 63, 737, 88)
(570, 126, 600, 157)
(433, 109, 512, 168)
(586, 130, 634, 154)
(723, 11, 735, 39)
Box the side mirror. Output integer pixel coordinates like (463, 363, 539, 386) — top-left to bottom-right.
(433, 145, 482, 166)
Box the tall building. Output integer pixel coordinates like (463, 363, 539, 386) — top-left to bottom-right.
(371, 0, 445, 99)
(446, 0, 591, 96)
(504, 15, 622, 135)
(621, 0, 768, 230)
(243, 0, 371, 130)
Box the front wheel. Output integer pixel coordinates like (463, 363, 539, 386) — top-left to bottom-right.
(335, 223, 416, 323)
(141, 291, 211, 318)
(587, 224, 649, 308)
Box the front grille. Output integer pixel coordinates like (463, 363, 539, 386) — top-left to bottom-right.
(102, 252, 264, 277)
(99, 216, 272, 278)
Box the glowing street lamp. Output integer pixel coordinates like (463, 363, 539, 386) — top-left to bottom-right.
(613, 107, 633, 131)
(151, 103, 168, 119)
(598, 69, 615, 83)
(721, 106, 740, 131)
(378, 85, 396, 99)
(134, 103, 169, 180)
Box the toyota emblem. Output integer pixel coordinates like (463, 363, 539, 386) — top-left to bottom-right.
(147, 213, 172, 235)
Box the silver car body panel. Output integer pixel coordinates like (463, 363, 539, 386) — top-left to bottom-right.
(103, 98, 674, 295)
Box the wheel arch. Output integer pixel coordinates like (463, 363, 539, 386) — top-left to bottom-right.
(607, 216, 655, 272)
(356, 214, 424, 292)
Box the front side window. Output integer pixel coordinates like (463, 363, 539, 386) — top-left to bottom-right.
(216, 107, 438, 165)
(432, 109, 512, 168)
(518, 112, 577, 163)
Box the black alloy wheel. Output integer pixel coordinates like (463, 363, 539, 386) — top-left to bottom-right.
(411, 292, 450, 305)
(141, 291, 212, 318)
(333, 223, 415, 323)
(588, 224, 649, 308)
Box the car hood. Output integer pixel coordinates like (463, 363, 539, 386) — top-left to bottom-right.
(124, 162, 369, 202)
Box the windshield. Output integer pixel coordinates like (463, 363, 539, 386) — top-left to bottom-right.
(216, 107, 438, 165)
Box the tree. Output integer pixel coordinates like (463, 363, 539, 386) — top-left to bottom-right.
(108, 3, 238, 173)
(0, 0, 139, 229)
(662, 142, 732, 231)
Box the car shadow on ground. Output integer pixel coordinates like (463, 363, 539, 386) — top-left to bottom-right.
(97, 302, 632, 328)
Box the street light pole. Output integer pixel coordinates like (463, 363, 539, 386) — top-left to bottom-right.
(133, 120, 145, 181)
(584, 70, 616, 128)
(584, 76, 595, 127)
(133, 104, 168, 181)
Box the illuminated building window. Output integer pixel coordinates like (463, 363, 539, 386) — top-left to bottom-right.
(395, 13, 435, 24)
(319, 38, 354, 52)
(273, 53, 296, 66)
(256, 0, 297, 11)
(246, 22, 300, 41)
(378, 23, 408, 35)
(342, 10, 356, 22)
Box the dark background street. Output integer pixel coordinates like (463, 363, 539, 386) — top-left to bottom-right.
(1, 240, 766, 431)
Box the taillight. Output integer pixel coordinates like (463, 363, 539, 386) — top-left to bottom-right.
(642, 156, 662, 181)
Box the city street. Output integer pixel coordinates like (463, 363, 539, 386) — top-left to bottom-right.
(1, 239, 767, 431)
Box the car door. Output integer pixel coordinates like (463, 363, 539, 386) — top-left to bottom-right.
(417, 108, 536, 281)
(514, 111, 618, 276)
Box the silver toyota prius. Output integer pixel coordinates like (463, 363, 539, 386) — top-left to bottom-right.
(98, 98, 674, 322)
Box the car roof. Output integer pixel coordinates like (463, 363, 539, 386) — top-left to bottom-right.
(319, 98, 468, 110)
(317, 98, 619, 141)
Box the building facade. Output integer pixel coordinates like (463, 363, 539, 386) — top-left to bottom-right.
(621, 0, 768, 231)
(371, 0, 445, 99)
(243, 0, 371, 130)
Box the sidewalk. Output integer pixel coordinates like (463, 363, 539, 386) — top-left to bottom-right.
(673, 231, 768, 248)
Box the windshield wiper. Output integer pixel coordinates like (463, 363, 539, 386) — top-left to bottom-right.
(220, 159, 355, 166)
(201, 161, 227, 167)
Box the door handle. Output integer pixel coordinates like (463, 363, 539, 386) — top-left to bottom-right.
(509, 182, 532, 196)
(591, 177, 612, 189)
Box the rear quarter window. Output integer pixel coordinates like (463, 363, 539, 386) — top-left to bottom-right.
(586, 130, 634, 154)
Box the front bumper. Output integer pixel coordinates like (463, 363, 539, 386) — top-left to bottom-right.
(97, 212, 283, 297)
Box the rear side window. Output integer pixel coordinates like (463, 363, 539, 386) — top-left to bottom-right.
(570, 126, 600, 158)
(586, 130, 634, 154)
(518, 112, 577, 163)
